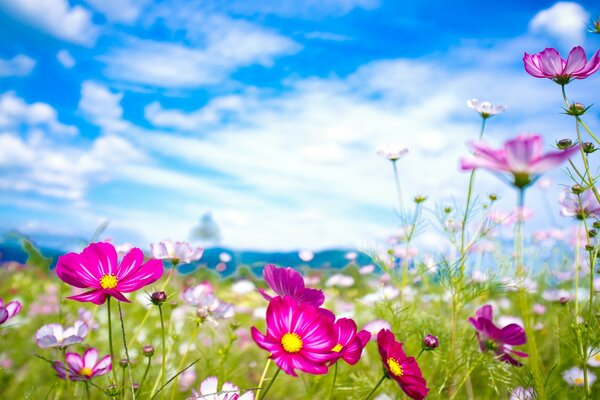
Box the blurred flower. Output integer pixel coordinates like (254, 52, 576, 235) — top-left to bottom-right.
(532, 304, 546, 315)
(28, 286, 59, 317)
(523, 46, 600, 85)
(460, 134, 579, 189)
(507, 207, 533, 223)
(251, 296, 335, 376)
(559, 189, 600, 219)
(298, 250, 314, 262)
(150, 240, 203, 265)
(359, 264, 375, 275)
(329, 318, 370, 366)
(468, 304, 527, 365)
(258, 264, 324, 307)
(179, 368, 196, 392)
(191, 376, 254, 400)
(52, 348, 111, 381)
(542, 289, 571, 302)
(466, 99, 506, 118)
(0, 298, 22, 325)
(376, 144, 409, 161)
(345, 251, 358, 261)
(536, 177, 552, 189)
(56, 242, 163, 305)
(363, 320, 391, 340)
(183, 283, 234, 326)
(563, 366, 596, 386)
(36, 321, 88, 348)
(78, 308, 99, 330)
(588, 347, 600, 367)
(510, 387, 534, 400)
(219, 252, 232, 263)
(326, 274, 355, 288)
(377, 329, 429, 400)
(231, 280, 255, 295)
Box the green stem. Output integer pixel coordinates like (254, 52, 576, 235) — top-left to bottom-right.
(577, 116, 600, 146)
(118, 301, 135, 400)
(107, 296, 118, 384)
(392, 160, 405, 216)
(416, 348, 425, 360)
(137, 355, 153, 398)
(363, 374, 386, 400)
(255, 359, 271, 400)
(258, 367, 281, 400)
(170, 323, 200, 400)
(85, 381, 90, 400)
(62, 348, 71, 397)
(158, 305, 166, 400)
(328, 362, 338, 400)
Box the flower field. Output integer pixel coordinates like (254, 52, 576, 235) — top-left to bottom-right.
(2, 24, 600, 400)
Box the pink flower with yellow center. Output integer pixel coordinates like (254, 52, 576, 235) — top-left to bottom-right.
(329, 318, 370, 366)
(258, 264, 325, 307)
(56, 242, 163, 305)
(52, 348, 112, 381)
(251, 296, 336, 377)
(377, 329, 429, 400)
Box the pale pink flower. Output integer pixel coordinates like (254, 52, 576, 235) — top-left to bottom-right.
(377, 144, 409, 161)
(150, 240, 203, 265)
(524, 46, 600, 84)
(467, 99, 506, 118)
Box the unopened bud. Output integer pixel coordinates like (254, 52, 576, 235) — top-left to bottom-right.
(571, 184, 585, 195)
(556, 139, 573, 149)
(119, 358, 129, 367)
(583, 142, 596, 154)
(414, 195, 427, 204)
(444, 207, 452, 214)
(589, 229, 597, 238)
(150, 291, 167, 305)
(559, 296, 570, 305)
(566, 102, 587, 116)
(488, 193, 498, 201)
(142, 345, 155, 357)
(593, 221, 600, 230)
(423, 334, 439, 349)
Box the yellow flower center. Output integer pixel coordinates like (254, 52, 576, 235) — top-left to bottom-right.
(574, 377, 584, 385)
(79, 367, 93, 377)
(332, 344, 343, 353)
(99, 274, 118, 289)
(387, 358, 404, 377)
(281, 333, 303, 353)
(594, 354, 600, 361)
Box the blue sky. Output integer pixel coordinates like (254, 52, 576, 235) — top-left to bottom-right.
(0, 0, 599, 251)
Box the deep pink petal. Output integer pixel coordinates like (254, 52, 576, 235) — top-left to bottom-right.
(105, 290, 131, 303)
(539, 48, 566, 77)
(529, 145, 580, 174)
(499, 324, 526, 346)
(56, 253, 100, 289)
(116, 247, 145, 281)
(116, 259, 163, 292)
(475, 305, 494, 321)
(574, 49, 600, 77)
(81, 242, 118, 277)
(564, 46, 587, 75)
(263, 264, 305, 298)
(67, 289, 108, 305)
(91, 354, 112, 377)
(523, 53, 548, 78)
(5, 301, 21, 318)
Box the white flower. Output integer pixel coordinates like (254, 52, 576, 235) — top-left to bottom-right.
(466, 99, 506, 118)
(326, 274, 355, 288)
(376, 144, 409, 161)
(231, 280, 255, 295)
(219, 252, 232, 263)
(588, 347, 600, 367)
(298, 250, 314, 262)
(191, 376, 254, 400)
(35, 321, 88, 348)
(562, 366, 596, 386)
(150, 240, 203, 265)
(362, 320, 391, 341)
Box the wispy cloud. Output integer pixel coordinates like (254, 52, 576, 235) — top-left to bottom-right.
(84, 0, 149, 24)
(529, 2, 590, 48)
(0, 54, 35, 77)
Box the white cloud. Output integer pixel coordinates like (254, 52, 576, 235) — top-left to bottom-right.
(219, 0, 379, 18)
(0, 92, 78, 136)
(0, 54, 35, 77)
(56, 49, 75, 68)
(529, 2, 589, 47)
(84, 0, 149, 23)
(101, 15, 300, 88)
(78, 81, 130, 132)
(0, 0, 99, 45)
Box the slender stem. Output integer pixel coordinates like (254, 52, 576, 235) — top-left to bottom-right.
(62, 348, 71, 397)
(107, 296, 118, 384)
(85, 381, 90, 400)
(158, 305, 166, 400)
(118, 301, 136, 400)
(255, 358, 271, 400)
(137, 355, 153, 398)
(258, 367, 281, 400)
(363, 374, 386, 400)
(580, 214, 594, 397)
(577, 116, 600, 146)
(328, 362, 338, 400)
(416, 348, 425, 360)
(170, 323, 200, 400)
(150, 357, 202, 400)
(392, 160, 404, 216)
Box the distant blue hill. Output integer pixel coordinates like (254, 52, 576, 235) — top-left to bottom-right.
(0, 240, 374, 277)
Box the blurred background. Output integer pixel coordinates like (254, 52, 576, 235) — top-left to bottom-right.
(0, 0, 599, 253)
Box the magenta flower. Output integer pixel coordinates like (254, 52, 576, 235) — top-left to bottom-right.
(251, 296, 336, 377)
(559, 189, 600, 219)
(52, 348, 112, 381)
(524, 46, 600, 85)
(377, 329, 429, 400)
(0, 298, 21, 325)
(468, 304, 527, 366)
(329, 318, 370, 366)
(56, 242, 164, 305)
(258, 264, 325, 307)
(460, 134, 579, 188)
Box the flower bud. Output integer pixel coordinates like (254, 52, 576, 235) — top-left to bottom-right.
(414, 195, 427, 204)
(559, 296, 570, 305)
(588, 229, 597, 238)
(444, 206, 452, 214)
(142, 345, 155, 357)
(488, 193, 498, 202)
(566, 102, 587, 116)
(119, 358, 129, 367)
(107, 385, 120, 397)
(556, 138, 573, 149)
(150, 291, 167, 305)
(583, 142, 596, 154)
(423, 334, 439, 349)
(585, 244, 595, 252)
(571, 184, 585, 195)
(593, 221, 600, 230)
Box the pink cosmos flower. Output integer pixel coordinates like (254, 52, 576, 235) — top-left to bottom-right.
(559, 189, 600, 219)
(460, 134, 579, 188)
(468, 304, 527, 366)
(523, 46, 600, 85)
(0, 298, 21, 325)
(377, 329, 429, 400)
(251, 296, 336, 377)
(329, 318, 370, 366)
(191, 376, 254, 400)
(258, 264, 325, 307)
(52, 348, 112, 381)
(56, 242, 163, 305)
(150, 240, 204, 265)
